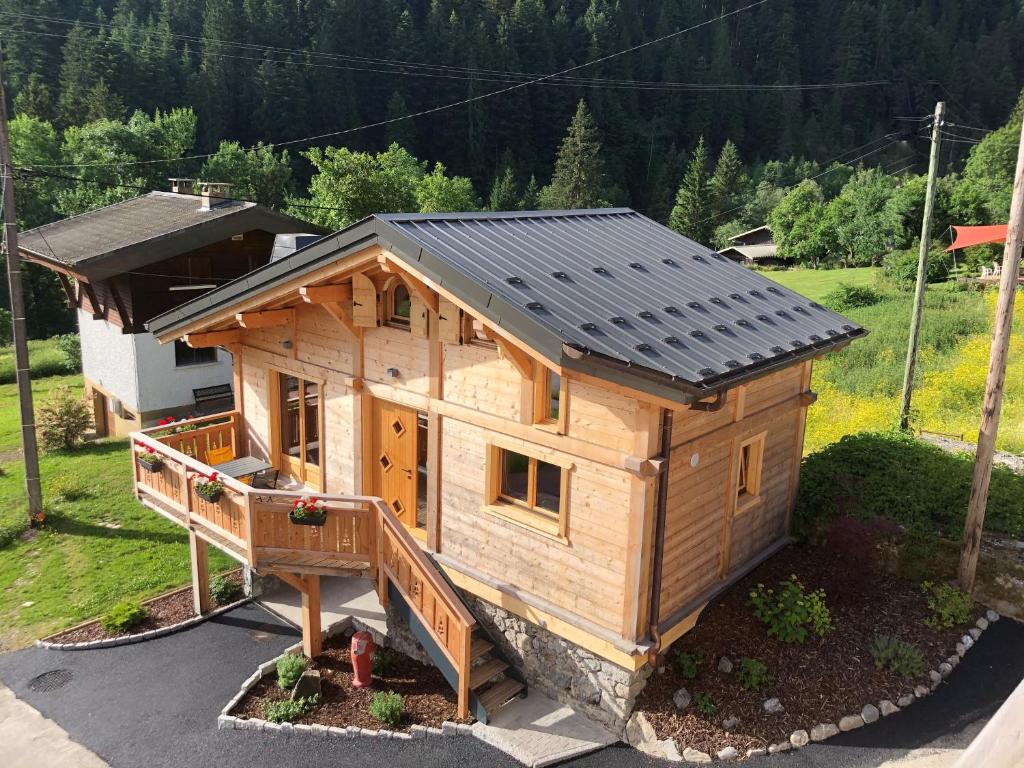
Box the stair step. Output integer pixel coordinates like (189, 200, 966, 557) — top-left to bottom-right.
(470, 658, 508, 690)
(478, 678, 526, 712)
(470, 637, 493, 661)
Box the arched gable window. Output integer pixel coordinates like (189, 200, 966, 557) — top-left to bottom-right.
(386, 279, 411, 327)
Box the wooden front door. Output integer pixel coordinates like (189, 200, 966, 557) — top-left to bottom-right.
(371, 399, 418, 530)
(275, 371, 323, 489)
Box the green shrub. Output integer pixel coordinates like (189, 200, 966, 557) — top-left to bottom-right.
(265, 695, 320, 723)
(100, 600, 148, 634)
(372, 649, 394, 677)
(870, 634, 925, 677)
(0, 517, 29, 549)
(693, 692, 716, 716)
(369, 691, 404, 727)
(883, 247, 954, 287)
(922, 581, 973, 628)
(37, 386, 92, 451)
(49, 475, 90, 502)
(794, 432, 1024, 541)
(749, 576, 833, 644)
(210, 575, 243, 603)
(737, 658, 772, 691)
(276, 653, 308, 690)
(674, 649, 705, 680)
(55, 333, 81, 373)
(0, 309, 11, 345)
(823, 283, 882, 312)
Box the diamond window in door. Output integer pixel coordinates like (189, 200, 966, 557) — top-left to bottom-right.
(392, 498, 405, 515)
(391, 417, 406, 437)
(379, 453, 393, 472)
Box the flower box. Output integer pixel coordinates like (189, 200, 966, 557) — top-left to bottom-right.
(196, 486, 223, 504)
(137, 456, 163, 473)
(193, 471, 224, 504)
(289, 510, 326, 526)
(290, 496, 327, 526)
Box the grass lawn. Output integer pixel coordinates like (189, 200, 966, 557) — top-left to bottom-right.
(0, 337, 75, 384)
(0, 375, 233, 650)
(757, 266, 881, 303)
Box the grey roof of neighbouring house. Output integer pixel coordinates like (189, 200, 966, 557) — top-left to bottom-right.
(718, 244, 780, 262)
(148, 209, 865, 401)
(19, 192, 327, 281)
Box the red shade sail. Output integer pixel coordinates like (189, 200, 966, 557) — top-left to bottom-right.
(946, 225, 1008, 251)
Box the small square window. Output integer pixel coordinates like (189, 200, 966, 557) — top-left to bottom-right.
(379, 453, 393, 471)
(391, 418, 406, 437)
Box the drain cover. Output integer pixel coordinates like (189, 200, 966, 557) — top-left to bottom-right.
(28, 669, 73, 692)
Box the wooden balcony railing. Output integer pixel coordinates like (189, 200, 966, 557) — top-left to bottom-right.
(130, 410, 476, 717)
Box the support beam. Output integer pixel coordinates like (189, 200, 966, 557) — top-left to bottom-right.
(184, 329, 242, 348)
(189, 528, 212, 615)
(271, 569, 308, 594)
(300, 284, 352, 304)
(107, 280, 132, 332)
(301, 573, 322, 658)
(491, 331, 533, 379)
(235, 308, 295, 329)
(80, 281, 103, 319)
(322, 301, 360, 338)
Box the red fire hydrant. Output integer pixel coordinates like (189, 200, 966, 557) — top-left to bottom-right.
(351, 630, 374, 688)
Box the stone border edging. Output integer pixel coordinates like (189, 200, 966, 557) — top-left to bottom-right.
(216, 621, 473, 741)
(35, 596, 251, 651)
(628, 609, 1001, 762)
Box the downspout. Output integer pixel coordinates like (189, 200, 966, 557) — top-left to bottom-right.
(647, 407, 674, 664)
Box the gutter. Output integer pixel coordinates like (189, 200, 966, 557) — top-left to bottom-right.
(647, 407, 674, 664)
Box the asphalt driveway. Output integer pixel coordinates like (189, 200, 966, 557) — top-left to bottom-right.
(0, 602, 1020, 768)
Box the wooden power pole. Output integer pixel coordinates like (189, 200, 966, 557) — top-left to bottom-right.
(899, 101, 945, 431)
(958, 108, 1024, 592)
(0, 42, 43, 522)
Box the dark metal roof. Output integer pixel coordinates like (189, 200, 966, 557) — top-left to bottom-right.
(148, 209, 865, 400)
(19, 192, 326, 280)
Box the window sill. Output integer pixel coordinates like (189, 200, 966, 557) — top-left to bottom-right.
(736, 494, 763, 516)
(481, 503, 568, 545)
(532, 420, 563, 435)
(174, 360, 222, 370)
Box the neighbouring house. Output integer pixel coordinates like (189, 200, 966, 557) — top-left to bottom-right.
(131, 209, 864, 732)
(718, 224, 790, 266)
(19, 180, 326, 436)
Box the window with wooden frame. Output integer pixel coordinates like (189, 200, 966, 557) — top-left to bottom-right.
(735, 432, 766, 510)
(485, 443, 571, 539)
(385, 279, 412, 328)
(464, 315, 495, 347)
(534, 367, 562, 424)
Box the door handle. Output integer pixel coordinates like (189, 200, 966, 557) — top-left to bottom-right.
(402, 469, 413, 477)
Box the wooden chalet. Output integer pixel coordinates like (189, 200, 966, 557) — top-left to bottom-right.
(718, 224, 789, 266)
(19, 180, 325, 435)
(132, 209, 865, 730)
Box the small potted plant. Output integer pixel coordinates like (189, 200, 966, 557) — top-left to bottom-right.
(193, 471, 224, 503)
(290, 496, 327, 526)
(134, 442, 163, 472)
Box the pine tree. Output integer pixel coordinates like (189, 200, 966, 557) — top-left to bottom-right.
(385, 92, 417, 153)
(519, 175, 540, 210)
(489, 164, 519, 211)
(539, 100, 606, 209)
(13, 74, 55, 121)
(710, 140, 746, 219)
(669, 136, 713, 244)
(84, 78, 126, 123)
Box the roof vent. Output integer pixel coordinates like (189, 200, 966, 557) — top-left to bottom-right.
(687, 301, 703, 310)
(767, 286, 782, 294)
(699, 367, 716, 377)
(525, 301, 544, 311)
(792, 305, 808, 314)
(809, 334, 823, 342)
(775, 310, 791, 319)
(809, 301, 823, 309)
(709, 296, 724, 305)
(725, 359, 742, 369)
(629, 262, 645, 270)
(690, 330, 706, 338)
(610, 316, 627, 325)
(662, 258, 678, 266)
(692, 254, 706, 263)
(791, 339, 805, 348)
(551, 271, 569, 280)
(748, 289, 764, 298)
(664, 306, 681, 315)
(736, 319, 752, 328)
(637, 310, 654, 320)
(842, 324, 855, 331)
(663, 336, 680, 344)
(579, 322, 598, 332)
(748, 352, 765, 361)
(634, 343, 653, 352)
(506, 276, 523, 285)
(714, 324, 729, 333)
(756, 314, 772, 322)
(770, 345, 785, 353)
(593, 266, 609, 275)
(729, 293, 743, 301)
(712, 253, 725, 260)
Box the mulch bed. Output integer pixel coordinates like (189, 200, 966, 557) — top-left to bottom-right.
(46, 570, 244, 644)
(232, 635, 469, 731)
(638, 543, 980, 757)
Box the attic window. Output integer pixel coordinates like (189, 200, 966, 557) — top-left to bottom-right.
(386, 280, 411, 328)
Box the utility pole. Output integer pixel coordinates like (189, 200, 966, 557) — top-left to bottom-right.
(0, 42, 43, 522)
(958, 108, 1024, 592)
(899, 101, 945, 431)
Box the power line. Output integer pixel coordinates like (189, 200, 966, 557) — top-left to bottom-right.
(23, 0, 772, 171)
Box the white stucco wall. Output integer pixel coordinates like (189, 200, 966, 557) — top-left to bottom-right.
(78, 309, 234, 415)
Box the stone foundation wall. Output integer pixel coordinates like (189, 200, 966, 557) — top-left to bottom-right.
(243, 566, 278, 598)
(463, 594, 652, 734)
(379, 603, 434, 666)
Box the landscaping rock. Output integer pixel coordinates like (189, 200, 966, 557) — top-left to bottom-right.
(879, 700, 899, 717)
(929, 670, 942, 687)
(968, 627, 982, 641)
(763, 697, 785, 715)
(717, 656, 734, 674)
(768, 742, 792, 754)
(939, 662, 953, 678)
(810, 723, 839, 741)
(976, 617, 989, 630)
(956, 642, 967, 657)
(897, 694, 915, 708)
(672, 688, 692, 711)
(624, 711, 657, 747)
(839, 715, 864, 732)
(722, 716, 740, 731)
(790, 729, 809, 748)
(717, 746, 738, 761)
(960, 634, 974, 650)
(861, 704, 880, 724)
(291, 670, 321, 701)
(986, 609, 1000, 623)
(662, 739, 683, 762)
(682, 747, 712, 763)
(914, 685, 930, 698)
(746, 748, 767, 758)
(946, 655, 959, 668)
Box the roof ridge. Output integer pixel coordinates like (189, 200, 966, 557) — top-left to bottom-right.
(376, 208, 636, 224)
